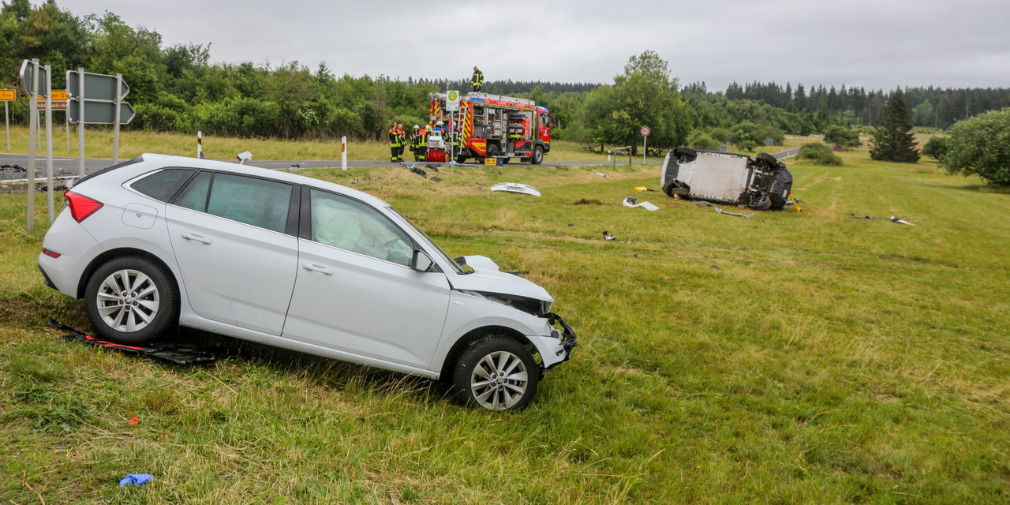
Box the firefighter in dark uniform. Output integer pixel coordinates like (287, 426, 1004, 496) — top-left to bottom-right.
(471, 66, 484, 92)
(387, 121, 399, 162)
(396, 123, 407, 162)
(411, 124, 428, 161)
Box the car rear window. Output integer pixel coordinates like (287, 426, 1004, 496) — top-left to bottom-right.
(131, 169, 195, 202)
(73, 156, 143, 186)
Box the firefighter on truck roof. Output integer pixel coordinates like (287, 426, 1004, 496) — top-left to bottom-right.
(471, 66, 484, 92)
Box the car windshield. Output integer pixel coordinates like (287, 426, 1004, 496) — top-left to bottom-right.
(386, 208, 472, 274)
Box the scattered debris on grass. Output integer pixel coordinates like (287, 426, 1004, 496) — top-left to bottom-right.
(129, 416, 140, 424)
(431, 176, 443, 182)
(890, 216, 917, 226)
(694, 201, 715, 207)
(410, 167, 428, 178)
(119, 474, 153, 487)
(715, 207, 754, 219)
(632, 186, 656, 192)
(623, 197, 659, 211)
(50, 319, 230, 365)
(490, 182, 541, 197)
(603, 231, 616, 241)
(572, 198, 604, 205)
(594, 171, 608, 178)
(851, 213, 874, 221)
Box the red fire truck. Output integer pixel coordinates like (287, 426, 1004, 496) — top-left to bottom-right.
(426, 92, 553, 164)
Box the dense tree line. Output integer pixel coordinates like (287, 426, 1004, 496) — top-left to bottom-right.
(3, 0, 1008, 153)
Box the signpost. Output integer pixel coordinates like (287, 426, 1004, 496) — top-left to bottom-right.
(67, 69, 132, 169)
(0, 89, 14, 152)
(640, 126, 651, 161)
(19, 59, 58, 231)
(445, 90, 460, 164)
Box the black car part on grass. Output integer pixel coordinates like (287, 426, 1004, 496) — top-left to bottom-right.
(49, 319, 229, 365)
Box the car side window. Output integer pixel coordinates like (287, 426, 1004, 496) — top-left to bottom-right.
(174, 172, 212, 212)
(131, 169, 194, 202)
(205, 174, 292, 233)
(309, 189, 413, 266)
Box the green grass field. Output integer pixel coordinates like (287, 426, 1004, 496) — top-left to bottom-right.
(1, 144, 1008, 504)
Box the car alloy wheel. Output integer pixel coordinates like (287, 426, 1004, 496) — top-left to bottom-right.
(470, 350, 529, 410)
(95, 268, 161, 333)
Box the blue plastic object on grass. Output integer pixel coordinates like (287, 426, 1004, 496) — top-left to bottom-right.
(119, 474, 154, 487)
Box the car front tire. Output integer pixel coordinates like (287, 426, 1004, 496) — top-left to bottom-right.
(85, 256, 178, 344)
(453, 337, 540, 411)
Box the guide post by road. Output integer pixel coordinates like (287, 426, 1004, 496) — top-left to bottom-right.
(0, 88, 14, 152)
(640, 126, 651, 162)
(45, 65, 54, 223)
(446, 90, 460, 166)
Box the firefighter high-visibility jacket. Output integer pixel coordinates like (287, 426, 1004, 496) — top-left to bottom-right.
(388, 128, 399, 146)
(396, 128, 407, 147)
(471, 70, 484, 90)
(412, 130, 428, 150)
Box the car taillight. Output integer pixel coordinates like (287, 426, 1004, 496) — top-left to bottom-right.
(41, 248, 61, 258)
(64, 191, 103, 222)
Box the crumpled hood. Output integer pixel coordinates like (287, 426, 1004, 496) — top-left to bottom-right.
(450, 256, 553, 303)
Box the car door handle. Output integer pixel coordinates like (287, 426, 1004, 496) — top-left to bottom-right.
(302, 263, 333, 275)
(181, 232, 212, 245)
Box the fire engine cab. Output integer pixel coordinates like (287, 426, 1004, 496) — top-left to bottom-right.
(426, 92, 553, 164)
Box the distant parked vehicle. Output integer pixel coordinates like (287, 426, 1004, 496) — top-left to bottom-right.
(660, 147, 793, 210)
(38, 154, 576, 410)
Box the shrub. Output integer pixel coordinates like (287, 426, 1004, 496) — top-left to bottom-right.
(922, 136, 950, 161)
(824, 125, 861, 150)
(943, 108, 1010, 185)
(798, 142, 843, 165)
(686, 131, 720, 150)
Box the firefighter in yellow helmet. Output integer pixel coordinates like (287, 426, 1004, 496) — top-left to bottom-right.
(396, 123, 407, 162)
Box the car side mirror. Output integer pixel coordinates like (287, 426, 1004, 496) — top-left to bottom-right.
(412, 250, 434, 272)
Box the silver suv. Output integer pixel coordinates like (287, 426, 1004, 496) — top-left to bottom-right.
(38, 154, 575, 410)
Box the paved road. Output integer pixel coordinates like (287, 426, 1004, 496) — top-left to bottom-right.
(0, 152, 652, 180)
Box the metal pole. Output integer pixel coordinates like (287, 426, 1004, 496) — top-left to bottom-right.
(113, 73, 121, 164)
(197, 130, 202, 158)
(643, 136, 647, 162)
(27, 59, 38, 232)
(45, 64, 54, 223)
(341, 136, 347, 171)
(78, 68, 85, 177)
(4, 101, 8, 152)
(65, 109, 70, 153)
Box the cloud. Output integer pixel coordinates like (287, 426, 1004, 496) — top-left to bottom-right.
(64, 0, 1010, 90)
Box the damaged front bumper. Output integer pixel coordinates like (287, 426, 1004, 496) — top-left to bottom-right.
(542, 312, 577, 369)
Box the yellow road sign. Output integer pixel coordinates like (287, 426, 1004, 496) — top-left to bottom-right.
(51, 89, 68, 100)
(35, 96, 68, 110)
(0, 89, 15, 101)
(484, 157, 497, 167)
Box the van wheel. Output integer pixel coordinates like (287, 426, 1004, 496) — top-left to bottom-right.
(84, 256, 178, 344)
(453, 337, 539, 411)
(531, 146, 544, 165)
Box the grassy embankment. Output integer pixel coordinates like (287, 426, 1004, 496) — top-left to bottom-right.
(1, 126, 665, 163)
(1, 138, 1008, 504)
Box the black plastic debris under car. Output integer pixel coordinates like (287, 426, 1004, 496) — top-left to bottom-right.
(49, 319, 228, 365)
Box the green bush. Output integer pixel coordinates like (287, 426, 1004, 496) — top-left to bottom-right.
(798, 142, 843, 165)
(824, 125, 861, 150)
(922, 136, 950, 161)
(709, 127, 731, 143)
(686, 131, 720, 150)
(944, 108, 1010, 185)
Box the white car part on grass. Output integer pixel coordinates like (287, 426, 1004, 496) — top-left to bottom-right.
(622, 197, 659, 211)
(490, 182, 541, 197)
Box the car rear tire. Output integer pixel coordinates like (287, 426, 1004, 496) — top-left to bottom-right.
(453, 337, 539, 411)
(85, 256, 178, 345)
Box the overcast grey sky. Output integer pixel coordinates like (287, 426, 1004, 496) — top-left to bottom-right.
(66, 0, 1009, 91)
